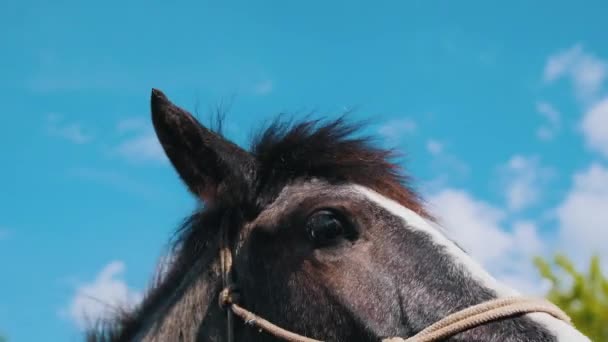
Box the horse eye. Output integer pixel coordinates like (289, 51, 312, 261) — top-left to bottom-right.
(306, 210, 346, 246)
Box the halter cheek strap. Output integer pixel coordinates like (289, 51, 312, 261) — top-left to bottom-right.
(219, 228, 236, 342)
(219, 232, 571, 342)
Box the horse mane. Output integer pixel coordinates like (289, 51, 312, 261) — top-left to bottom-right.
(87, 115, 428, 341)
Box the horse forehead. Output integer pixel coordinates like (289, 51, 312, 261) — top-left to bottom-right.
(243, 180, 360, 230)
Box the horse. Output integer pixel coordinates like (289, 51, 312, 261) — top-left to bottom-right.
(89, 89, 590, 341)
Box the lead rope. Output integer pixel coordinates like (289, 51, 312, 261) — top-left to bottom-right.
(218, 238, 571, 342)
(382, 297, 571, 342)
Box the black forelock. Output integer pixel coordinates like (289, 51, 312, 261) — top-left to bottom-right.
(250, 116, 427, 216)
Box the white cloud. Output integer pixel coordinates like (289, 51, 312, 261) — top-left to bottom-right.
(498, 220, 550, 295)
(46, 114, 93, 144)
(424, 161, 608, 295)
(543, 44, 607, 103)
(536, 101, 561, 141)
(424, 151, 470, 191)
(555, 163, 608, 266)
(426, 139, 444, 155)
(117, 117, 148, 134)
(498, 155, 555, 212)
(422, 139, 469, 186)
(543, 46, 608, 157)
(377, 118, 417, 144)
(427, 189, 547, 294)
(252, 79, 274, 95)
(544, 45, 581, 82)
(114, 119, 166, 163)
(66, 261, 142, 329)
(116, 132, 166, 163)
(429, 189, 511, 262)
(580, 97, 608, 158)
(498, 270, 551, 296)
(510, 221, 544, 256)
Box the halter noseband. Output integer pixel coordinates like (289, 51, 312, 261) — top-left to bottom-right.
(218, 230, 571, 342)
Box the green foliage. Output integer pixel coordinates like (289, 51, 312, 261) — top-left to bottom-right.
(534, 254, 608, 341)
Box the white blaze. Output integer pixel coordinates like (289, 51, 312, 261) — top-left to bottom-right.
(352, 185, 590, 342)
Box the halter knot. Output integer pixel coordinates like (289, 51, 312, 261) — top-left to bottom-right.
(219, 286, 240, 309)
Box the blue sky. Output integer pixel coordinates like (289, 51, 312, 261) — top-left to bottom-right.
(2, 1, 608, 340)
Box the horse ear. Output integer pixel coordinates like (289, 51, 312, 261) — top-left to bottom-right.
(150, 88, 254, 203)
